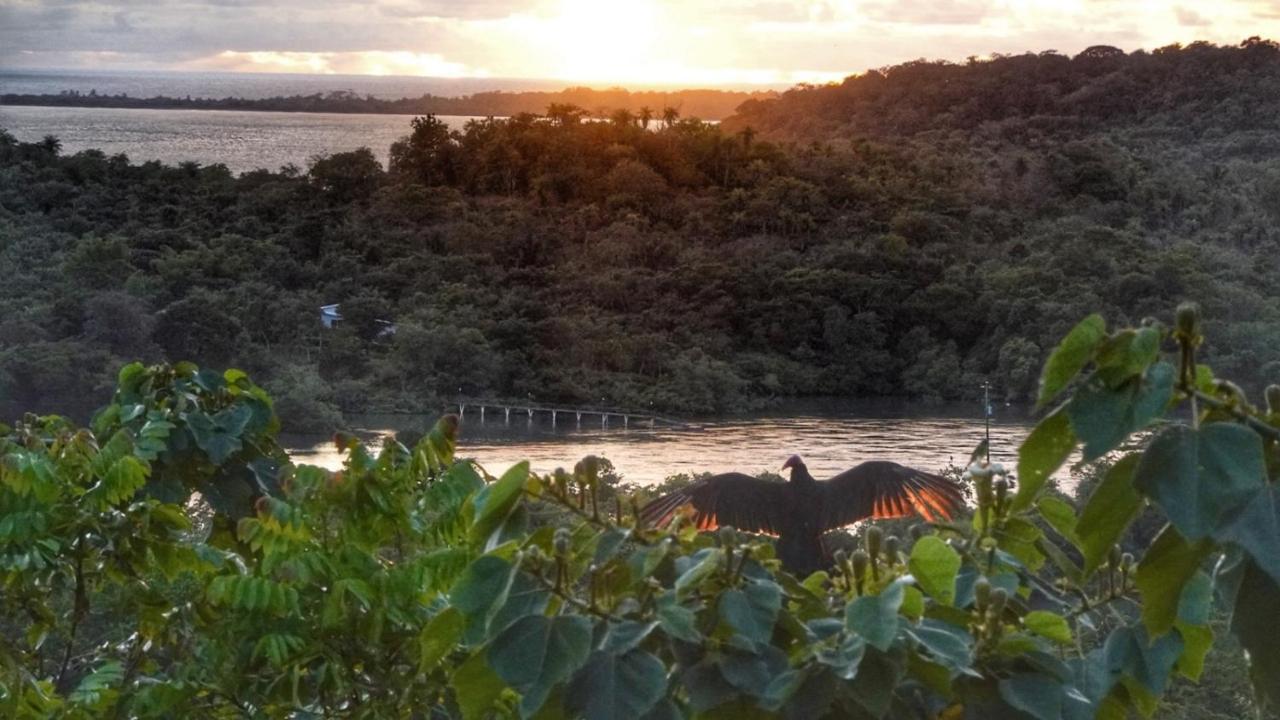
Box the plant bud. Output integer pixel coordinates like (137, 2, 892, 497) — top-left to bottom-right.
(989, 587, 1009, 616)
(1267, 385, 1280, 415)
(833, 549, 848, 566)
(884, 536, 901, 561)
(994, 478, 1009, 503)
(553, 528, 571, 556)
(974, 577, 991, 610)
(1121, 552, 1134, 570)
(909, 524, 925, 541)
(851, 550, 870, 581)
(719, 526, 737, 546)
(866, 526, 884, 559)
(1175, 302, 1201, 338)
(1108, 544, 1122, 569)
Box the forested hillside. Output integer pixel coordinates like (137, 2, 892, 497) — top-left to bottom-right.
(3, 39, 1280, 426)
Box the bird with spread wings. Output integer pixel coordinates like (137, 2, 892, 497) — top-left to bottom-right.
(640, 454, 965, 576)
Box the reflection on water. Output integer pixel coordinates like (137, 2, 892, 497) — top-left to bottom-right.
(0, 106, 486, 174)
(288, 409, 1040, 488)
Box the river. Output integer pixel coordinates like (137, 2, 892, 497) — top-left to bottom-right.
(285, 405, 1054, 491)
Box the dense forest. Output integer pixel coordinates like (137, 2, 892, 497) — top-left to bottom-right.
(0, 86, 773, 122)
(3, 39, 1280, 428)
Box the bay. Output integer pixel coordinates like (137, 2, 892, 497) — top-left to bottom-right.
(0, 105, 473, 173)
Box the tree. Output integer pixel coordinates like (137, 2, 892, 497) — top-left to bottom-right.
(388, 114, 456, 186)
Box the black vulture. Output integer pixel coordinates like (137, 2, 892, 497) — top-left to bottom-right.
(640, 454, 965, 575)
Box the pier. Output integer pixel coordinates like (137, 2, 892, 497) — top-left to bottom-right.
(454, 399, 689, 429)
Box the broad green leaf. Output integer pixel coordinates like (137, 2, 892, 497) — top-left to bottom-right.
(186, 405, 253, 464)
(846, 579, 906, 651)
(1067, 362, 1174, 461)
(419, 608, 464, 671)
(450, 555, 517, 643)
(1228, 559, 1280, 709)
(453, 650, 507, 720)
(1076, 454, 1142, 577)
(904, 619, 973, 670)
(656, 591, 700, 643)
(999, 673, 1063, 720)
(674, 548, 722, 597)
(1037, 496, 1079, 545)
(1214, 485, 1280, 586)
(1015, 408, 1077, 511)
(1095, 327, 1161, 387)
(1024, 611, 1072, 645)
(718, 579, 782, 647)
(566, 649, 667, 720)
(1038, 313, 1106, 409)
(1173, 622, 1212, 681)
(1134, 524, 1213, 638)
(907, 536, 960, 605)
(1103, 624, 1183, 696)
(1133, 423, 1265, 541)
(1176, 572, 1213, 626)
(488, 615, 592, 718)
(601, 621, 659, 654)
(470, 462, 530, 545)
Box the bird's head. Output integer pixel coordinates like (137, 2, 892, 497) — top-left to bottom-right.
(782, 455, 806, 474)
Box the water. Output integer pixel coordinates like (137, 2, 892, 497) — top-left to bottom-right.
(287, 408, 1040, 489)
(0, 69, 565, 101)
(0, 105, 477, 173)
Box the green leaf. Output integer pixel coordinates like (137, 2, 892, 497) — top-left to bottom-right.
(1134, 524, 1213, 638)
(656, 591, 700, 643)
(1228, 559, 1280, 709)
(846, 579, 905, 651)
(1037, 496, 1079, 545)
(1038, 313, 1106, 409)
(453, 650, 508, 720)
(419, 608, 464, 671)
(718, 579, 782, 647)
(1076, 454, 1143, 577)
(1095, 327, 1161, 387)
(1024, 611, 1072, 645)
(470, 462, 530, 546)
(450, 555, 517, 644)
(999, 673, 1064, 720)
(674, 548, 722, 597)
(566, 649, 667, 720)
(186, 405, 253, 464)
(1103, 624, 1183, 696)
(904, 619, 973, 671)
(907, 536, 961, 605)
(1214, 485, 1280, 586)
(1015, 408, 1077, 511)
(1067, 362, 1174, 462)
(1173, 622, 1213, 681)
(488, 615, 592, 718)
(601, 621, 658, 654)
(1134, 423, 1265, 541)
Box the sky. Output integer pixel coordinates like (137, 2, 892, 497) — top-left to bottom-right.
(2, 0, 1280, 86)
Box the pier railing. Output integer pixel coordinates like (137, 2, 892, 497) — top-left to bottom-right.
(453, 399, 690, 429)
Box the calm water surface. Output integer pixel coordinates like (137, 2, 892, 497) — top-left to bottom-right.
(0, 105, 481, 173)
(288, 408, 1039, 488)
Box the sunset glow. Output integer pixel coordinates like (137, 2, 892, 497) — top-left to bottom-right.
(4, 0, 1280, 85)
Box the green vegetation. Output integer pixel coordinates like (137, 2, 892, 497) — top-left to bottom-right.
(0, 87, 772, 122)
(2, 303, 1279, 718)
(4, 40, 1280, 423)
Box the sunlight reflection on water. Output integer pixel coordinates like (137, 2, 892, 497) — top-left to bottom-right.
(287, 410, 1060, 490)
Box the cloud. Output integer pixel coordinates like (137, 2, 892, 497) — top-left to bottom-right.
(1174, 5, 1212, 26)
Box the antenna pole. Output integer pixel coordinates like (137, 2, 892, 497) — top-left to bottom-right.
(983, 381, 992, 462)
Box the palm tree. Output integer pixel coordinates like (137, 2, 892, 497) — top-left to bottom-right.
(610, 108, 635, 128)
(39, 135, 62, 156)
(638, 106, 654, 129)
(661, 106, 680, 128)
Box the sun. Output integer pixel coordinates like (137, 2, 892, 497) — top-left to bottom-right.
(542, 0, 662, 84)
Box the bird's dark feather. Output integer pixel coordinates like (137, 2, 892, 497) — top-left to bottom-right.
(639, 472, 790, 536)
(818, 460, 964, 530)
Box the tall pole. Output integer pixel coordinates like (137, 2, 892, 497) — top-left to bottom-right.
(983, 381, 992, 462)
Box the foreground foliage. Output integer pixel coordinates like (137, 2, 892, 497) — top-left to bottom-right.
(2, 303, 1279, 718)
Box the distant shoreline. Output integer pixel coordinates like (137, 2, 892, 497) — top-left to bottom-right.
(0, 85, 773, 121)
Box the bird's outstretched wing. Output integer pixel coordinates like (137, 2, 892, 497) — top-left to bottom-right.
(639, 473, 790, 535)
(818, 461, 964, 531)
